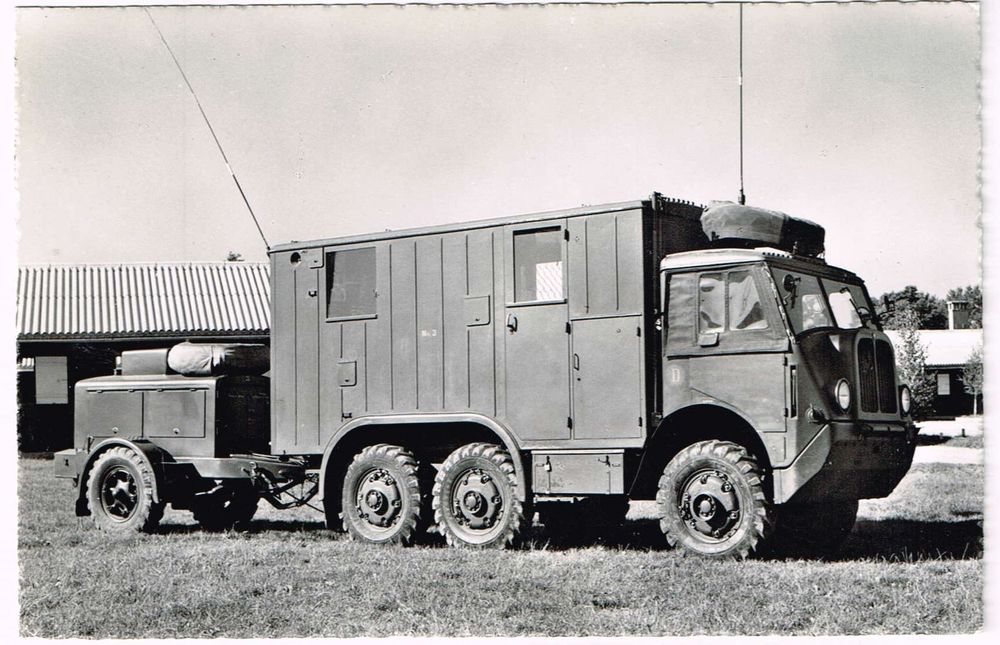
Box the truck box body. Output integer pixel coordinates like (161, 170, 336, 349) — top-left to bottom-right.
(269, 196, 705, 456)
(58, 193, 916, 557)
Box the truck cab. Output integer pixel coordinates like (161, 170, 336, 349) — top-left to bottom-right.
(652, 247, 914, 556)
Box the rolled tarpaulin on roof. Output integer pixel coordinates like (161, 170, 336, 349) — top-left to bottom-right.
(701, 201, 825, 258)
(167, 342, 269, 376)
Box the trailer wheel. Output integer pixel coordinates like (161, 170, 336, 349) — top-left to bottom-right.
(191, 483, 259, 531)
(86, 446, 164, 533)
(656, 440, 772, 559)
(341, 444, 423, 545)
(769, 500, 858, 559)
(432, 443, 525, 549)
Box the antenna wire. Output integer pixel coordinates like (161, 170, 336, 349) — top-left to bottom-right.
(143, 8, 271, 251)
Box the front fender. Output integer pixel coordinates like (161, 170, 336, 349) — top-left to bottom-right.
(75, 438, 172, 516)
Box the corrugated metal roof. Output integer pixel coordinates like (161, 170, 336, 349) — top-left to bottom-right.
(17, 263, 271, 340)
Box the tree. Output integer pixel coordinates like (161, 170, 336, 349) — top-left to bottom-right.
(878, 286, 947, 330)
(962, 344, 984, 415)
(893, 309, 936, 420)
(226, 251, 245, 262)
(945, 284, 982, 328)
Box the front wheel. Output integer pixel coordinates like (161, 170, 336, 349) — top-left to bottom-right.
(86, 446, 164, 533)
(656, 440, 772, 559)
(432, 443, 525, 549)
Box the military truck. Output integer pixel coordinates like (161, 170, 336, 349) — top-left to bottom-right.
(54, 193, 916, 558)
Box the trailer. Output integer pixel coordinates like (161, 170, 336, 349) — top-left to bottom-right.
(55, 193, 917, 558)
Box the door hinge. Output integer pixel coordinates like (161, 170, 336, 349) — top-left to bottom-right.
(567, 416, 573, 429)
(565, 321, 572, 334)
(564, 229, 570, 241)
(638, 416, 643, 427)
(637, 326, 642, 337)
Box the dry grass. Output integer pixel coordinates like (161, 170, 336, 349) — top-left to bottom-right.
(18, 458, 982, 637)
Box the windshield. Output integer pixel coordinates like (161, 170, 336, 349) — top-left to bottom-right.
(772, 268, 876, 335)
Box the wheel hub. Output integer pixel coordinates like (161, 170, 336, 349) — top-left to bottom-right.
(356, 468, 402, 530)
(695, 494, 717, 519)
(463, 491, 485, 514)
(451, 468, 503, 531)
(679, 469, 740, 541)
(101, 467, 138, 521)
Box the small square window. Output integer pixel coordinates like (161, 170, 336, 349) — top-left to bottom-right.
(35, 356, 68, 405)
(513, 228, 563, 302)
(326, 247, 376, 318)
(937, 372, 951, 396)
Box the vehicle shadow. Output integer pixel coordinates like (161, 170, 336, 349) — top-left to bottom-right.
(834, 517, 983, 561)
(157, 515, 983, 561)
(524, 516, 983, 561)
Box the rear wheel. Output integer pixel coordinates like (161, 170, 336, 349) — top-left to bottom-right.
(86, 446, 164, 533)
(341, 444, 424, 545)
(656, 440, 772, 559)
(770, 500, 858, 559)
(432, 443, 525, 549)
(191, 483, 259, 531)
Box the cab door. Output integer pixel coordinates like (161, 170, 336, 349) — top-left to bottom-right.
(502, 222, 571, 442)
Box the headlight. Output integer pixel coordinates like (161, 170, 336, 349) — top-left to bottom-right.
(900, 385, 912, 415)
(835, 379, 851, 412)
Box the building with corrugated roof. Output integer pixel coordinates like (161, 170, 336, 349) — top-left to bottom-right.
(884, 326, 983, 419)
(16, 262, 271, 451)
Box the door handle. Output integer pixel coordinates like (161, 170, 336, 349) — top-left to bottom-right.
(506, 313, 518, 332)
(573, 353, 580, 370)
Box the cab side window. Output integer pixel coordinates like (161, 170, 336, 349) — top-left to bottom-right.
(698, 270, 768, 333)
(728, 270, 768, 330)
(699, 273, 725, 333)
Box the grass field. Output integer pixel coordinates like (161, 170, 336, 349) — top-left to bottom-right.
(18, 456, 983, 637)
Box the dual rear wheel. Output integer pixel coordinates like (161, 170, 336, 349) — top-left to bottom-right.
(341, 442, 525, 548)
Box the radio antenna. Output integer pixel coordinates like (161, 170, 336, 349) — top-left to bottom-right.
(143, 8, 271, 252)
(738, 2, 746, 206)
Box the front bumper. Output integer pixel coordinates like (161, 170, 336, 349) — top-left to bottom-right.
(772, 421, 916, 504)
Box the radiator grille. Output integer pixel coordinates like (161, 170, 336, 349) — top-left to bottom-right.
(858, 336, 898, 414)
(858, 338, 879, 413)
(876, 339, 898, 413)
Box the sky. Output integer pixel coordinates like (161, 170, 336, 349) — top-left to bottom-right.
(14, 1, 982, 298)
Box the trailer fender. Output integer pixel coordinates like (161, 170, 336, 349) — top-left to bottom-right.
(75, 438, 172, 517)
(319, 412, 528, 501)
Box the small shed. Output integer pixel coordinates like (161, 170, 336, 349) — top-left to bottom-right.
(16, 262, 271, 451)
(885, 328, 983, 419)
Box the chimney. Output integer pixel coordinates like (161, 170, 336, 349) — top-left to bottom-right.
(947, 300, 970, 330)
